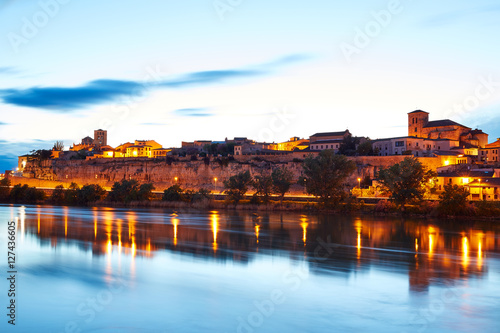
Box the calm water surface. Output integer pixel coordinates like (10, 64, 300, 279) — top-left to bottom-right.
(0, 204, 499, 333)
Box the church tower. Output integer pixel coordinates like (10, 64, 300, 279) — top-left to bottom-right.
(408, 110, 429, 138)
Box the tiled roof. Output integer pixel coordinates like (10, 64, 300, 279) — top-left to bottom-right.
(310, 139, 344, 144)
(408, 110, 429, 114)
(424, 119, 470, 128)
(310, 130, 349, 137)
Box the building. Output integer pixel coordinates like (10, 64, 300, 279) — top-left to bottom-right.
(124, 140, 162, 158)
(467, 178, 500, 201)
(479, 138, 500, 163)
(309, 130, 350, 152)
(408, 110, 488, 147)
(373, 136, 458, 157)
(268, 137, 309, 151)
(94, 129, 107, 148)
(181, 140, 212, 152)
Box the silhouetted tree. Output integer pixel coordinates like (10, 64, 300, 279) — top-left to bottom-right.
(302, 150, 356, 206)
(271, 167, 294, 205)
(223, 171, 252, 204)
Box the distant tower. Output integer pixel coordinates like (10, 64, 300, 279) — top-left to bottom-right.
(94, 129, 107, 148)
(408, 110, 429, 138)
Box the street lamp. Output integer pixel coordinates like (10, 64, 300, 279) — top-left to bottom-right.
(357, 177, 361, 188)
(174, 176, 178, 184)
(214, 177, 218, 193)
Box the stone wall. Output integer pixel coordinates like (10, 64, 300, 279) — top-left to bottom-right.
(19, 155, 445, 194)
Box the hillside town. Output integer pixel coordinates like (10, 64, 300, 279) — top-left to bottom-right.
(6, 110, 500, 202)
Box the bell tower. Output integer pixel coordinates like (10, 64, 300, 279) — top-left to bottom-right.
(408, 110, 429, 138)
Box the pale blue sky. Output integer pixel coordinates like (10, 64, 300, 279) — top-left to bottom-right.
(1, 0, 500, 170)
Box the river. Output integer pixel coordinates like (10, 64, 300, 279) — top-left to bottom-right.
(0, 204, 499, 332)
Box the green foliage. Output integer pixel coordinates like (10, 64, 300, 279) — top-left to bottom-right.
(162, 184, 184, 201)
(64, 182, 80, 205)
(50, 185, 65, 204)
(253, 174, 273, 204)
(338, 134, 361, 156)
(437, 184, 471, 216)
(302, 150, 356, 206)
(473, 201, 500, 217)
(377, 157, 436, 208)
(9, 184, 45, 203)
(77, 184, 107, 204)
(0, 178, 11, 200)
(29, 149, 53, 162)
(223, 171, 252, 204)
(356, 140, 375, 156)
(108, 180, 154, 203)
(271, 167, 294, 204)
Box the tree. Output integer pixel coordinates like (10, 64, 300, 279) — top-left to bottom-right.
(438, 184, 471, 216)
(108, 179, 140, 203)
(137, 183, 156, 201)
(377, 157, 436, 209)
(0, 177, 11, 201)
(64, 182, 80, 204)
(302, 150, 356, 206)
(338, 134, 360, 156)
(223, 171, 252, 204)
(253, 174, 273, 204)
(162, 184, 184, 201)
(50, 185, 65, 204)
(53, 141, 64, 151)
(28, 149, 53, 162)
(271, 167, 294, 204)
(77, 184, 107, 205)
(356, 140, 375, 156)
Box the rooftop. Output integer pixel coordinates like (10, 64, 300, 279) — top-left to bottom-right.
(408, 109, 429, 114)
(424, 119, 470, 129)
(310, 130, 349, 137)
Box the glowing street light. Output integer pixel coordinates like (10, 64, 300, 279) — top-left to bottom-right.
(214, 177, 218, 193)
(357, 177, 361, 188)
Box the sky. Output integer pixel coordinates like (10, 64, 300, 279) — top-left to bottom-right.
(1, 0, 500, 171)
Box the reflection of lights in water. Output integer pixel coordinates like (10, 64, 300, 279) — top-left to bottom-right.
(147, 238, 151, 253)
(131, 237, 136, 257)
(64, 207, 68, 237)
(37, 208, 41, 234)
(428, 227, 435, 257)
(478, 241, 482, 269)
(93, 211, 98, 239)
(172, 218, 179, 246)
(415, 238, 418, 252)
(211, 212, 219, 251)
(106, 239, 112, 254)
(255, 224, 260, 244)
(462, 236, 469, 268)
(19, 207, 25, 240)
(300, 221, 308, 244)
(356, 229, 361, 258)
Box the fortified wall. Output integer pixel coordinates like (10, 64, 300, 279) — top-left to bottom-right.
(16, 156, 445, 194)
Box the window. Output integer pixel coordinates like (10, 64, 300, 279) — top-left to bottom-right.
(395, 141, 404, 147)
(438, 146, 440, 150)
(336, 144, 339, 148)
(321, 145, 323, 149)
(415, 127, 418, 132)
(416, 143, 419, 147)
(408, 143, 411, 147)
(412, 118, 415, 124)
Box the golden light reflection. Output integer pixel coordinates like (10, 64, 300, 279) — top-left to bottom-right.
(462, 236, 469, 268)
(147, 238, 151, 253)
(131, 237, 136, 257)
(64, 207, 68, 237)
(428, 226, 436, 257)
(211, 211, 219, 251)
(106, 239, 112, 254)
(415, 238, 418, 252)
(300, 222, 308, 244)
(172, 218, 179, 246)
(37, 209, 41, 234)
(478, 241, 483, 269)
(255, 224, 260, 244)
(93, 210, 98, 239)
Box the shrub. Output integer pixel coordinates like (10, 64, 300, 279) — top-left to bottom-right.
(162, 185, 183, 201)
(374, 199, 397, 213)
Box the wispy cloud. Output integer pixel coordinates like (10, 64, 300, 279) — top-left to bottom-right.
(0, 122, 8, 125)
(0, 54, 311, 111)
(0, 66, 19, 75)
(0, 79, 143, 111)
(421, 4, 500, 27)
(174, 108, 213, 117)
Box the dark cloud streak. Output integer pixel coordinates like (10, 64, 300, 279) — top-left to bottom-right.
(0, 54, 311, 111)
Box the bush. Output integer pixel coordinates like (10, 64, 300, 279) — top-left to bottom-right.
(162, 185, 183, 201)
(374, 200, 397, 213)
(0, 178, 11, 200)
(50, 185, 65, 204)
(474, 201, 500, 217)
(77, 184, 107, 204)
(108, 180, 154, 203)
(9, 184, 45, 203)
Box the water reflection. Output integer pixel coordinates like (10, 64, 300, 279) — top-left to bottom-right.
(8, 205, 500, 294)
